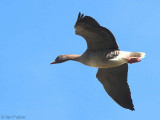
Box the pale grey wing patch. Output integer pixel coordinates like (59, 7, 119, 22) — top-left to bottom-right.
(96, 63, 135, 111)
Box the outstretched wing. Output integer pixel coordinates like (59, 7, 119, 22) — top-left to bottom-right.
(96, 63, 134, 110)
(74, 12, 119, 50)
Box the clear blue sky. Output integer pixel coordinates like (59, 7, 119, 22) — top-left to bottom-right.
(0, 0, 160, 120)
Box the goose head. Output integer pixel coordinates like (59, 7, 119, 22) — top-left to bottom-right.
(51, 54, 81, 64)
(51, 55, 69, 64)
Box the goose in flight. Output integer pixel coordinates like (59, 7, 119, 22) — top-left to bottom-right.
(51, 12, 145, 111)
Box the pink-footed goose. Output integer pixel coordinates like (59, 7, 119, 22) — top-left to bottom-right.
(51, 13, 145, 111)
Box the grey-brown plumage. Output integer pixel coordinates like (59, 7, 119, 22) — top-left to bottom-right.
(51, 12, 145, 111)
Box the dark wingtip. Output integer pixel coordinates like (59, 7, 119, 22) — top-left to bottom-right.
(130, 107, 135, 111)
(127, 104, 135, 111)
(75, 12, 100, 27)
(81, 13, 84, 18)
(77, 12, 84, 21)
(125, 101, 135, 111)
(78, 12, 81, 21)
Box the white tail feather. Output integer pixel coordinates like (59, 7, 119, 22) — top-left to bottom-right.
(120, 51, 146, 59)
(129, 52, 145, 58)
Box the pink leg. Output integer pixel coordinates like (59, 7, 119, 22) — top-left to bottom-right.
(126, 57, 141, 64)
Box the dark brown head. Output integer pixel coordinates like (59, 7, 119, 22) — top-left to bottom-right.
(50, 55, 69, 64)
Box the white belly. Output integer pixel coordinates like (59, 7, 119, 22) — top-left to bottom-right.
(87, 58, 127, 68)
